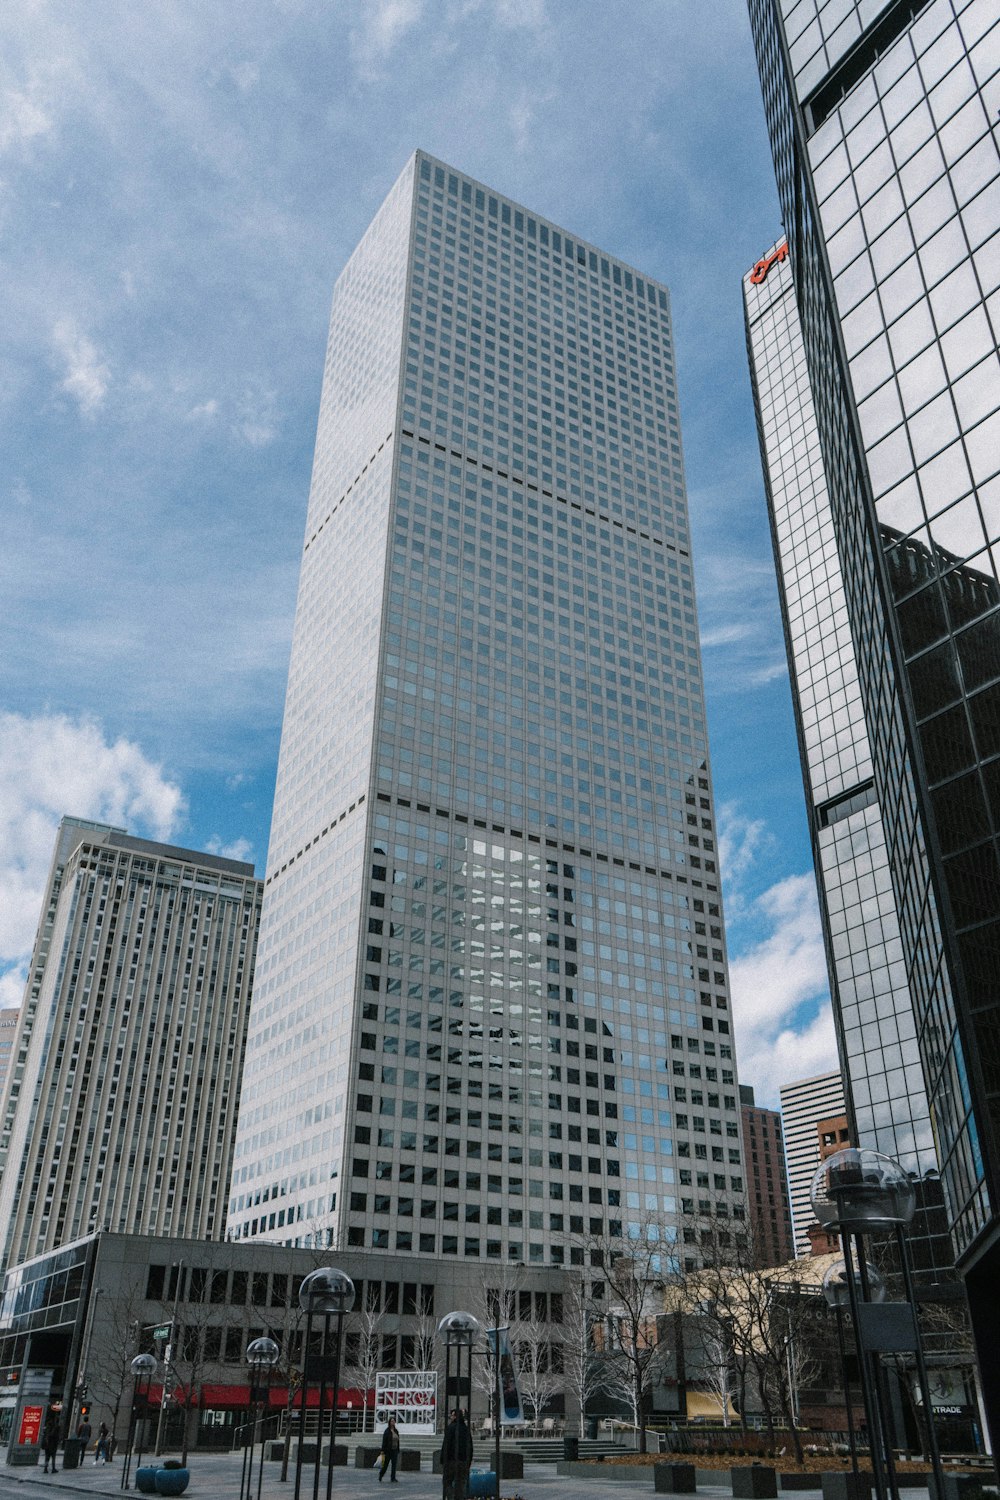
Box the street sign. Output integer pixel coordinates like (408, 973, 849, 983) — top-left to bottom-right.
(154, 1325, 171, 1342)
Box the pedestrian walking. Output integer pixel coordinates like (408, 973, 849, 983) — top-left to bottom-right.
(94, 1421, 112, 1464)
(42, 1408, 60, 1474)
(379, 1415, 400, 1483)
(440, 1409, 472, 1500)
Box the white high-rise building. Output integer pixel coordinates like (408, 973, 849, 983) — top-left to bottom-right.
(779, 1071, 847, 1255)
(227, 151, 746, 1268)
(0, 818, 262, 1270)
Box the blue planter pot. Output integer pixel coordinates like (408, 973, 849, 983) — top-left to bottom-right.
(154, 1468, 190, 1495)
(135, 1467, 159, 1493)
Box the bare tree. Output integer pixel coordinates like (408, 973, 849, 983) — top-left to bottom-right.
(561, 1273, 606, 1434)
(344, 1295, 384, 1434)
(85, 1287, 145, 1444)
(696, 1321, 735, 1428)
(408, 1313, 438, 1375)
(470, 1262, 528, 1417)
(514, 1312, 559, 1429)
(159, 1287, 222, 1464)
(678, 1215, 824, 1462)
(582, 1217, 673, 1453)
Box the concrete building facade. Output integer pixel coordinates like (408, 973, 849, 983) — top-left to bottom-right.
(739, 1084, 796, 1267)
(0, 1231, 570, 1454)
(0, 819, 262, 1271)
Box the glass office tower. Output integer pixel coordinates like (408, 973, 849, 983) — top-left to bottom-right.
(746, 0, 1000, 1435)
(227, 151, 746, 1270)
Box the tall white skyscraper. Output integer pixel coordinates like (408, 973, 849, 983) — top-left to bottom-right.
(228, 151, 745, 1268)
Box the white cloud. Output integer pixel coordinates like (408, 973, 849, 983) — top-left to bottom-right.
(351, 0, 425, 74)
(727, 871, 838, 1104)
(0, 86, 53, 153)
(205, 834, 253, 863)
(51, 318, 110, 414)
(0, 713, 185, 995)
(234, 387, 278, 448)
(718, 802, 769, 888)
(493, 0, 548, 28)
(188, 398, 219, 421)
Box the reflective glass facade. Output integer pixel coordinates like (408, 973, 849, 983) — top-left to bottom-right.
(228, 152, 746, 1269)
(747, 0, 1000, 1432)
(745, 253, 945, 1270)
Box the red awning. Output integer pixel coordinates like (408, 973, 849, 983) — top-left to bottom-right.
(200, 1385, 251, 1411)
(188, 1385, 373, 1412)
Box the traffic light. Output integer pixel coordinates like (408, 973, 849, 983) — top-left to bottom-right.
(79, 1402, 91, 1420)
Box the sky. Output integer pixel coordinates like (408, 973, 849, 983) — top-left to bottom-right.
(0, 0, 838, 1103)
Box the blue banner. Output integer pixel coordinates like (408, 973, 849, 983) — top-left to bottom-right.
(486, 1326, 524, 1425)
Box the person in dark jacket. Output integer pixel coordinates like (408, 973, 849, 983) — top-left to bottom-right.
(94, 1421, 112, 1464)
(440, 1410, 473, 1500)
(42, 1409, 60, 1474)
(379, 1416, 400, 1482)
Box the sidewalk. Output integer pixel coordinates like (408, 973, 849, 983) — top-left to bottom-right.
(0, 1450, 945, 1500)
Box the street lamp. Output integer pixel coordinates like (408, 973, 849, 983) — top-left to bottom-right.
(122, 1353, 158, 1491)
(293, 1268, 355, 1500)
(822, 1258, 885, 1484)
(155, 1260, 185, 1457)
(811, 1149, 945, 1500)
(242, 1337, 280, 1500)
(437, 1312, 481, 1500)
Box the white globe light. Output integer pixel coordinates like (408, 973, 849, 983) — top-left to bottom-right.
(810, 1148, 916, 1232)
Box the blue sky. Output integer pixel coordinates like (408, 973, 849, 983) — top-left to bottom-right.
(0, 0, 836, 1100)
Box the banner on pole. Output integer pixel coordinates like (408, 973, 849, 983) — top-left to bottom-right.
(487, 1327, 524, 1426)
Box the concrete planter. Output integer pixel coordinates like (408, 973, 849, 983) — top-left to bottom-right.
(655, 1461, 698, 1493)
(821, 1474, 874, 1500)
(555, 1461, 649, 1480)
(732, 1465, 779, 1498)
(319, 1444, 348, 1466)
(354, 1446, 385, 1469)
(930, 1476, 998, 1500)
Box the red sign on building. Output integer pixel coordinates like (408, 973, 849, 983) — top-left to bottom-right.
(18, 1404, 44, 1445)
(749, 241, 789, 284)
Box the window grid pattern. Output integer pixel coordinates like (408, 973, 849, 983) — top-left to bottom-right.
(745, 251, 939, 1243)
(748, 0, 996, 1258)
(228, 152, 747, 1259)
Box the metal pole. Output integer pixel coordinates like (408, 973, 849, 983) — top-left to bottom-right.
(842, 1231, 890, 1500)
(257, 1368, 271, 1500)
(834, 1304, 861, 1482)
(324, 1305, 344, 1500)
(441, 1344, 451, 1500)
(156, 1261, 185, 1457)
(294, 1309, 313, 1500)
(240, 1393, 253, 1500)
(894, 1225, 945, 1497)
(312, 1314, 329, 1500)
(857, 1238, 901, 1500)
(122, 1376, 142, 1491)
(492, 1339, 501, 1500)
(133, 1375, 149, 1481)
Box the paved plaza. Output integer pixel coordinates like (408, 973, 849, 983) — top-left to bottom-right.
(0, 1450, 956, 1500)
